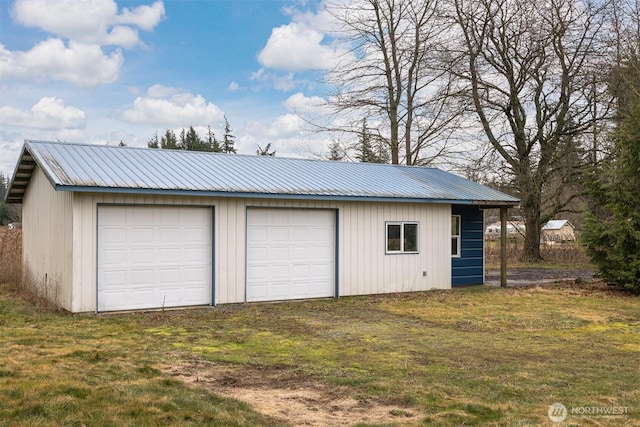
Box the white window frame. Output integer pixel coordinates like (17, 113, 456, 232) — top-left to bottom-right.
(385, 221, 419, 254)
(451, 215, 461, 258)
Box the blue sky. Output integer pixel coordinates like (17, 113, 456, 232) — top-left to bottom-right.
(0, 0, 345, 175)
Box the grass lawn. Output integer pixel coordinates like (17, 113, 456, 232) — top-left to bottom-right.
(0, 281, 638, 426)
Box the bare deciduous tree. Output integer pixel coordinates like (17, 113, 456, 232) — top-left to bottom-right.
(323, 0, 462, 165)
(450, 0, 609, 261)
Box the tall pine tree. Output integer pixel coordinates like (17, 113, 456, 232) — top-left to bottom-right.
(222, 116, 237, 154)
(182, 126, 204, 151)
(355, 118, 389, 163)
(206, 126, 222, 152)
(147, 132, 160, 148)
(160, 129, 179, 149)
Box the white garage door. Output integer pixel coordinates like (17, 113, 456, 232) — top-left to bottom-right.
(98, 205, 212, 312)
(246, 208, 335, 302)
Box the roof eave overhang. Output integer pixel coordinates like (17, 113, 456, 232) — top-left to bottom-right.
(4, 143, 36, 204)
(53, 184, 515, 205)
(472, 200, 520, 209)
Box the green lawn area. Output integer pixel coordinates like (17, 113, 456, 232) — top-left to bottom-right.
(1, 282, 638, 426)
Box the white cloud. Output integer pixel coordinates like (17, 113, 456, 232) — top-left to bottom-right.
(249, 68, 305, 92)
(146, 84, 180, 98)
(102, 25, 140, 49)
(0, 39, 123, 87)
(258, 21, 346, 72)
(0, 97, 86, 129)
(250, 68, 266, 81)
(284, 92, 327, 114)
(265, 114, 305, 138)
(228, 81, 240, 92)
(115, 1, 166, 31)
(122, 86, 225, 126)
(11, 0, 164, 48)
(2, 0, 164, 87)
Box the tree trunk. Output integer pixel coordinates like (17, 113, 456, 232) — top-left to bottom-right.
(522, 206, 542, 262)
(519, 173, 542, 262)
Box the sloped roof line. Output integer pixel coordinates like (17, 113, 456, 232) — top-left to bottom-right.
(542, 219, 573, 230)
(5, 140, 520, 206)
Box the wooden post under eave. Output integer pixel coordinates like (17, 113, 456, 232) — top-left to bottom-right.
(500, 207, 508, 287)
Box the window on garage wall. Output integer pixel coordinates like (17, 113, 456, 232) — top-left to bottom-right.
(386, 222, 419, 254)
(451, 215, 461, 257)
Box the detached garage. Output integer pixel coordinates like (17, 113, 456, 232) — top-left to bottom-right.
(5, 140, 518, 313)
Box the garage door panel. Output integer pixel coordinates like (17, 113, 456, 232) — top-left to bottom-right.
(131, 228, 153, 243)
(291, 228, 309, 241)
(269, 227, 289, 242)
(158, 247, 180, 263)
(98, 206, 212, 312)
(101, 249, 126, 266)
(158, 228, 180, 243)
(248, 246, 268, 260)
(131, 248, 154, 264)
(157, 267, 180, 284)
(102, 270, 126, 287)
(131, 269, 153, 285)
(183, 266, 208, 281)
(183, 247, 209, 262)
(270, 282, 289, 298)
(270, 246, 289, 260)
(246, 209, 335, 302)
(159, 209, 180, 222)
(102, 227, 126, 243)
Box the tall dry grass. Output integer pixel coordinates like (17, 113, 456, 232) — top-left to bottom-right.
(485, 239, 591, 268)
(0, 227, 22, 289)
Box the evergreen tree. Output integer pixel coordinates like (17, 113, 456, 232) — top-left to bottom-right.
(0, 172, 10, 225)
(160, 129, 179, 149)
(582, 104, 640, 293)
(206, 126, 222, 152)
(147, 132, 160, 148)
(182, 126, 204, 151)
(355, 119, 388, 163)
(148, 123, 236, 153)
(222, 115, 237, 154)
(178, 128, 187, 150)
(373, 135, 390, 164)
(327, 140, 346, 161)
(355, 118, 376, 163)
(256, 143, 276, 156)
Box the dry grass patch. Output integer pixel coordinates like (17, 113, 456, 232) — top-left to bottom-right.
(0, 227, 21, 288)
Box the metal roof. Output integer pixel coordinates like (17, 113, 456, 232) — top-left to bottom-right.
(5, 140, 520, 206)
(542, 220, 573, 230)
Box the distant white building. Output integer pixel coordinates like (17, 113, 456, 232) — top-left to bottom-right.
(485, 219, 576, 243)
(541, 220, 576, 243)
(485, 220, 526, 240)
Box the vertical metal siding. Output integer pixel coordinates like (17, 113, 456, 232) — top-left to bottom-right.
(71, 193, 452, 312)
(22, 166, 74, 310)
(451, 205, 485, 286)
(339, 201, 450, 296)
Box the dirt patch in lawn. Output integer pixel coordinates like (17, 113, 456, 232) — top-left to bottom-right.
(164, 357, 422, 427)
